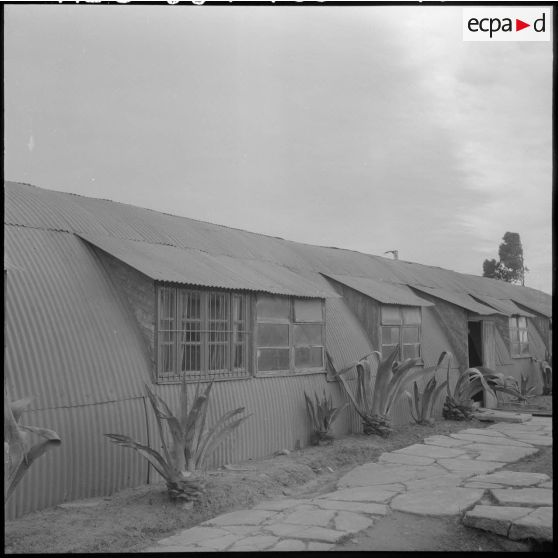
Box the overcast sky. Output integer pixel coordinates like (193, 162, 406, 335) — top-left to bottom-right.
(4, 4, 553, 294)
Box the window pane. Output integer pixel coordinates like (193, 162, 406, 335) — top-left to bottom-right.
(381, 306, 401, 324)
(184, 322, 201, 343)
(511, 343, 520, 356)
(402, 327, 419, 344)
(160, 343, 175, 373)
(257, 323, 289, 347)
(509, 317, 518, 329)
(209, 344, 228, 371)
(209, 292, 228, 320)
(233, 340, 246, 369)
(518, 330, 528, 344)
(517, 317, 527, 329)
(294, 299, 323, 322)
(382, 326, 399, 345)
(294, 324, 323, 346)
(256, 296, 290, 320)
(159, 287, 176, 324)
(402, 344, 420, 359)
(232, 294, 246, 322)
(382, 344, 399, 359)
(509, 327, 520, 343)
(257, 348, 290, 371)
(180, 344, 200, 372)
(295, 347, 323, 369)
(402, 307, 421, 325)
(178, 290, 200, 321)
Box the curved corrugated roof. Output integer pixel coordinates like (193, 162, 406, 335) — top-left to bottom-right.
(4, 181, 551, 316)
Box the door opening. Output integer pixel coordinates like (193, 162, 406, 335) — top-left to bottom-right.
(467, 321, 483, 403)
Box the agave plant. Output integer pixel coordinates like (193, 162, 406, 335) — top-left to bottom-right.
(304, 390, 348, 445)
(403, 352, 450, 425)
(4, 388, 61, 503)
(105, 378, 251, 501)
(442, 359, 507, 420)
(335, 345, 432, 437)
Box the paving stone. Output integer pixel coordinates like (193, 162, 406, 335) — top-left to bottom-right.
(423, 435, 471, 448)
(320, 485, 402, 503)
(378, 452, 435, 466)
(141, 545, 202, 552)
(450, 433, 532, 447)
(539, 481, 552, 489)
(473, 410, 532, 423)
(404, 474, 464, 491)
(271, 539, 307, 551)
(390, 487, 484, 517)
(219, 525, 261, 537)
(282, 508, 336, 527)
(158, 526, 230, 546)
(204, 509, 276, 526)
(469, 471, 550, 488)
(458, 428, 514, 438)
(266, 523, 348, 543)
(228, 535, 279, 551)
(507, 435, 552, 447)
(313, 499, 390, 516)
(490, 488, 553, 507)
(197, 534, 239, 550)
(337, 463, 415, 487)
(393, 443, 467, 459)
(307, 542, 335, 550)
(462, 481, 503, 489)
(460, 443, 538, 463)
(463, 505, 532, 536)
(509, 507, 553, 542)
(437, 458, 505, 476)
(254, 498, 309, 511)
(334, 510, 374, 533)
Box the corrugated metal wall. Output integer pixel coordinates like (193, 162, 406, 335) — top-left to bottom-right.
(151, 373, 352, 472)
(5, 398, 149, 519)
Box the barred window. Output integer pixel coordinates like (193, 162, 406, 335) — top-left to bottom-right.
(256, 296, 325, 373)
(381, 305, 421, 360)
(509, 316, 529, 357)
(157, 286, 251, 381)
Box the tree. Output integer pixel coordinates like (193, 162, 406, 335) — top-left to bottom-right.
(482, 232, 528, 285)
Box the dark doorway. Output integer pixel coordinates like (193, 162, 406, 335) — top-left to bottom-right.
(468, 321, 484, 403)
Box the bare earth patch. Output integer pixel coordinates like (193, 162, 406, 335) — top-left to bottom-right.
(4, 407, 552, 554)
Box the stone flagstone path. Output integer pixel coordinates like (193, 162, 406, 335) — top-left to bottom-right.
(142, 415, 552, 552)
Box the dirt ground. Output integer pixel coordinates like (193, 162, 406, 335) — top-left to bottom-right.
(4, 403, 553, 554)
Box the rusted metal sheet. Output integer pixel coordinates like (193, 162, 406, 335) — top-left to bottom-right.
(78, 233, 335, 299)
(410, 285, 500, 315)
(5, 398, 148, 519)
(324, 273, 433, 306)
(471, 295, 536, 318)
(4, 227, 150, 409)
(325, 297, 373, 373)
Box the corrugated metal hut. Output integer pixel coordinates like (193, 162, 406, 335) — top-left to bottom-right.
(4, 181, 552, 518)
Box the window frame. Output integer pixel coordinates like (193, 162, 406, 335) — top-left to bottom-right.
(155, 284, 251, 383)
(509, 315, 530, 358)
(255, 295, 326, 376)
(380, 305, 422, 361)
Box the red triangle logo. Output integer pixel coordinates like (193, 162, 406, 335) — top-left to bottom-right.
(516, 19, 530, 31)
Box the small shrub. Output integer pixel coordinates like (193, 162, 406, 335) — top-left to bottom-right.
(4, 388, 61, 502)
(105, 377, 251, 501)
(304, 390, 348, 445)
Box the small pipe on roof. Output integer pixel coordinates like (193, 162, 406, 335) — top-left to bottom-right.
(384, 250, 399, 260)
